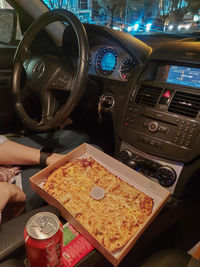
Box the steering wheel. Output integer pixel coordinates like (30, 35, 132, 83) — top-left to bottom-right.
(12, 9, 89, 132)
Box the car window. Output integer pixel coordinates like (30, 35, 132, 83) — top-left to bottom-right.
(0, 0, 22, 44)
(40, 0, 200, 37)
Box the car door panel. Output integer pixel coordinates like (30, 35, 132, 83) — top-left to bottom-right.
(0, 46, 18, 133)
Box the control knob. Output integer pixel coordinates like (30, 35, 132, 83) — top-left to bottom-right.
(119, 149, 132, 163)
(155, 166, 176, 187)
(148, 121, 159, 132)
(126, 159, 137, 169)
(119, 149, 140, 169)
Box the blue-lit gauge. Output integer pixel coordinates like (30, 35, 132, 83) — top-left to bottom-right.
(119, 57, 136, 81)
(96, 48, 117, 76)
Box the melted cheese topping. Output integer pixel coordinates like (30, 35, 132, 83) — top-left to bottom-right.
(43, 157, 154, 252)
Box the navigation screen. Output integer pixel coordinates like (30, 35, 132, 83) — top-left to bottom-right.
(167, 65, 200, 88)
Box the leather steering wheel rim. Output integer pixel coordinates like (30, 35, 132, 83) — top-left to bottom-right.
(12, 9, 89, 132)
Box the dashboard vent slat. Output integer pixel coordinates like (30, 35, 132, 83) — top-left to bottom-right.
(134, 86, 163, 108)
(169, 91, 200, 118)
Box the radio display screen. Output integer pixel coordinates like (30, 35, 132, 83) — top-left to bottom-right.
(167, 65, 200, 88)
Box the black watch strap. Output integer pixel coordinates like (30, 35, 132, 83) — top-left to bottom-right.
(39, 152, 51, 166)
(40, 147, 54, 166)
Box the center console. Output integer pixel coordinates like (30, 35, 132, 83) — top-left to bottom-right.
(119, 61, 200, 194)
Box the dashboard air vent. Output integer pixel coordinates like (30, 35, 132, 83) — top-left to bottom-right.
(168, 91, 200, 118)
(134, 86, 163, 108)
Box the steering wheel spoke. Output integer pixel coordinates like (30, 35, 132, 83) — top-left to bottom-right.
(40, 93, 59, 121)
(17, 47, 32, 64)
(23, 58, 31, 71)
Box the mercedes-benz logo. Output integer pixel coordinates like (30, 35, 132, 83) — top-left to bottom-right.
(33, 61, 45, 78)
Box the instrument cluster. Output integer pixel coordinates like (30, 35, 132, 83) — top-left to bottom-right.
(89, 46, 137, 82)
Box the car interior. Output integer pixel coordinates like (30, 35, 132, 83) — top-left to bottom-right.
(0, 0, 200, 266)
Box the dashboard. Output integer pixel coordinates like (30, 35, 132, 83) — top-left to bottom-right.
(63, 25, 200, 200)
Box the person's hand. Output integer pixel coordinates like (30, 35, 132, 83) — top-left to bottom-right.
(0, 166, 21, 182)
(0, 182, 26, 210)
(46, 153, 65, 166)
(0, 182, 26, 222)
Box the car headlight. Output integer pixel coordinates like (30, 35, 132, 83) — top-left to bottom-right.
(185, 24, 190, 29)
(146, 23, 152, 32)
(133, 23, 139, 31)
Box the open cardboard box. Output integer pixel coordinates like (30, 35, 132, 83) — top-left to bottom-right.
(30, 143, 170, 266)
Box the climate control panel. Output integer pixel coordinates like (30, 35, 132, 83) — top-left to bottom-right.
(119, 141, 184, 194)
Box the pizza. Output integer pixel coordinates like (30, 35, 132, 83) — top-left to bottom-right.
(43, 157, 154, 253)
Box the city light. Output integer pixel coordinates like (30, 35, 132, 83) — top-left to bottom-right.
(133, 23, 139, 31)
(146, 23, 152, 32)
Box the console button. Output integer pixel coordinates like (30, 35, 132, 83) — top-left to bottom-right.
(174, 137, 178, 143)
(180, 139, 184, 146)
(148, 122, 159, 132)
(119, 149, 132, 162)
(150, 139, 156, 146)
(160, 126, 168, 133)
(190, 129, 195, 134)
(185, 142, 190, 147)
(127, 160, 137, 169)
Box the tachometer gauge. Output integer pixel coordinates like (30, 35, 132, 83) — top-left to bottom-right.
(119, 57, 136, 81)
(96, 47, 117, 76)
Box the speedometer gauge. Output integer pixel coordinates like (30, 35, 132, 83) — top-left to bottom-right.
(119, 57, 136, 81)
(96, 48, 117, 76)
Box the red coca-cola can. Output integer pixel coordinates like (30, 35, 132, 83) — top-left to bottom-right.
(24, 212, 63, 267)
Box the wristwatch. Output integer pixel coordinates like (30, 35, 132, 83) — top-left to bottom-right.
(39, 147, 54, 166)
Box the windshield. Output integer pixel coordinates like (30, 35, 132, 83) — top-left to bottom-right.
(41, 0, 200, 36)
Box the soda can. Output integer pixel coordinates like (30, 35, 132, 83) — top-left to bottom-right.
(24, 212, 63, 267)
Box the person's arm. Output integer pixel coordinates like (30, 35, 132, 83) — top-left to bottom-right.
(0, 140, 64, 166)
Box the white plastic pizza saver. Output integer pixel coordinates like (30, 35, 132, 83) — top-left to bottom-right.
(90, 186, 105, 200)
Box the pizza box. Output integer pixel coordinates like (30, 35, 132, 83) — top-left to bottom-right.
(30, 143, 170, 266)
